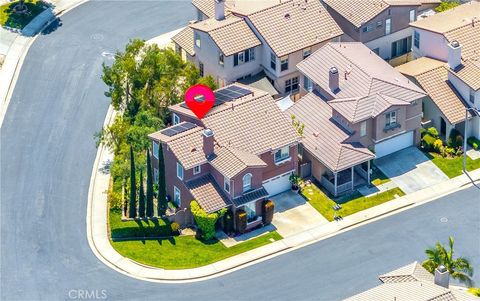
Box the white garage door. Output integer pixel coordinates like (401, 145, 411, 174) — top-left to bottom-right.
(262, 171, 292, 196)
(375, 131, 414, 158)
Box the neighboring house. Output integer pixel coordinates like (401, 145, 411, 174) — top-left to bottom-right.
(148, 84, 299, 230)
(191, 0, 281, 21)
(323, 0, 440, 65)
(403, 2, 480, 139)
(289, 42, 426, 196)
(171, 26, 196, 62)
(345, 262, 477, 300)
(173, 0, 343, 98)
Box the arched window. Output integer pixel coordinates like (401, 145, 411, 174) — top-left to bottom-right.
(242, 173, 252, 192)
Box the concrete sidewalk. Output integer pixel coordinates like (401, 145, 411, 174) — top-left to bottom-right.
(87, 108, 480, 282)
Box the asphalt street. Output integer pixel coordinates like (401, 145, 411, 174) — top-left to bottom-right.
(1, 1, 479, 300)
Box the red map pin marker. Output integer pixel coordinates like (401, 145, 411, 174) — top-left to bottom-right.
(184, 84, 215, 119)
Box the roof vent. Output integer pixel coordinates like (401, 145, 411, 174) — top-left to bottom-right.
(203, 128, 214, 137)
(284, 13, 291, 19)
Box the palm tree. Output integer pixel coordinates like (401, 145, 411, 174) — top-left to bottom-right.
(422, 236, 474, 287)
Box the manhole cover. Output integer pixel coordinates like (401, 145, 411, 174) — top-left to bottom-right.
(91, 33, 104, 41)
(440, 217, 448, 223)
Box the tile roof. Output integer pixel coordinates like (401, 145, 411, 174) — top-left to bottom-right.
(329, 94, 411, 123)
(415, 66, 471, 124)
(190, 15, 261, 56)
(297, 42, 426, 101)
(345, 262, 477, 301)
(395, 57, 446, 77)
(148, 123, 207, 169)
(171, 26, 195, 56)
(238, 71, 280, 96)
(186, 175, 231, 213)
(209, 146, 267, 179)
(443, 20, 480, 61)
(245, 0, 343, 57)
(287, 92, 375, 172)
(448, 59, 480, 91)
(410, 2, 480, 34)
(232, 187, 269, 207)
(191, 0, 281, 18)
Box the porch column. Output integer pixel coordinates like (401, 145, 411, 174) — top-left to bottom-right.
(334, 172, 338, 196)
(367, 160, 371, 186)
(351, 166, 354, 191)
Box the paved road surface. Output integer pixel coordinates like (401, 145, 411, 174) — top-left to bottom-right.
(1, 1, 479, 300)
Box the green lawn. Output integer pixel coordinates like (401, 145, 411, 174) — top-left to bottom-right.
(302, 183, 405, 222)
(0, 1, 46, 29)
(426, 152, 480, 178)
(108, 209, 282, 269)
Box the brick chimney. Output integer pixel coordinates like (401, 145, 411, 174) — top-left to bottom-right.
(214, 0, 225, 21)
(434, 265, 450, 288)
(448, 40, 462, 70)
(329, 67, 339, 93)
(203, 128, 214, 158)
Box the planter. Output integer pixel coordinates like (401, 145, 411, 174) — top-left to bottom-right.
(291, 185, 300, 193)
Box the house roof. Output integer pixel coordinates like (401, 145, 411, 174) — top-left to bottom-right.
(415, 66, 471, 124)
(345, 262, 477, 301)
(448, 59, 480, 91)
(328, 94, 411, 123)
(410, 2, 480, 34)
(237, 71, 279, 96)
(395, 57, 446, 77)
(245, 0, 343, 57)
(232, 187, 269, 207)
(190, 15, 261, 56)
(297, 42, 426, 101)
(171, 26, 195, 56)
(287, 92, 375, 172)
(443, 20, 480, 61)
(191, 0, 281, 19)
(323, 0, 437, 28)
(186, 175, 231, 213)
(209, 146, 267, 179)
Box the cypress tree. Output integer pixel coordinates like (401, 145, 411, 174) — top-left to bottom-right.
(157, 142, 167, 217)
(138, 169, 145, 218)
(128, 146, 137, 218)
(146, 149, 154, 217)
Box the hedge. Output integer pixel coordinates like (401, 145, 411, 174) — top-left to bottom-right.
(235, 209, 247, 234)
(190, 200, 226, 240)
(468, 136, 480, 150)
(262, 200, 274, 225)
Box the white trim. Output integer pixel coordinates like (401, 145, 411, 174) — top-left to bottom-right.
(405, 113, 423, 122)
(223, 177, 230, 193)
(172, 113, 180, 125)
(193, 165, 201, 175)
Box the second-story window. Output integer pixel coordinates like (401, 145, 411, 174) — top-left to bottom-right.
(152, 141, 159, 159)
(303, 47, 311, 59)
(193, 165, 201, 175)
(242, 173, 252, 192)
(409, 9, 416, 22)
(385, 111, 397, 127)
(224, 177, 230, 193)
(274, 146, 290, 163)
(362, 24, 374, 32)
(194, 32, 201, 48)
(303, 75, 312, 91)
(414, 31, 420, 48)
(176, 162, 184, 180)
(285, 77, 299, 94)
(234, 48, 255, 67)
(360, 121, 367, 137)
(270, 52, 276, 71)
(280, 55, 289, 71)
(219, 52, 224, 66)
(385, 18, 391, 35)
(172, 113, 180, 125)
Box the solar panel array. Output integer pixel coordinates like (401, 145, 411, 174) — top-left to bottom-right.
(181, 85, 252, 109)
(160, 122, 197, 137)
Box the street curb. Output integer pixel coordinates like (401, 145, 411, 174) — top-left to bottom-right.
(0, 0, 88, 127)
(86, 106, 480, 282)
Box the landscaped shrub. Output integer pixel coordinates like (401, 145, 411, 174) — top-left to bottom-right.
(262, 200, 274, 225)
(235, 209, 247, 234)
(170, 222, 180, 234)
(223, 210, 234, 235)
(420, 127, 427, 137)
(448, 128, 463, 148)
(421, 134, 436, 151)
(427, 127, 439, 138)
(467, 137, 480, 150)
(190, 200, 226, 241)
(433, 139, 443, 152)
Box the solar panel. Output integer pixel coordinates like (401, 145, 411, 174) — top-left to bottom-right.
(180, 85, 252, 109)
(160, 122, 197, 137)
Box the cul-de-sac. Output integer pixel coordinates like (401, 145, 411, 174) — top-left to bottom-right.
(1, 0, 479, 300)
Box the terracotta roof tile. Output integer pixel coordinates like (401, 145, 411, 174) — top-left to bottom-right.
(171, 27, 195, 56)
(190, 16, 261, 56)
(287, 92, 374, 172)
(448, 59, 480, 91)
(246, 0, 343, 57)
(186, 175, 231, 213)
(209, 146, 267, 178)
(232, 187, 268, 207)
(443, 21, 480, 61)
(395, 57, 446, 77)
(192, 0, 282, 19)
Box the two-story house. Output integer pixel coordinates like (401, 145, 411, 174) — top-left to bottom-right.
(288, 42, 426, 196)
(323, 0, 440, 66)
(399, 2, 480, 139)
(148, 84, 299, 231)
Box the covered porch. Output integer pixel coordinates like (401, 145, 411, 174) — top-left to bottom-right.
(320, 160, 372, 196)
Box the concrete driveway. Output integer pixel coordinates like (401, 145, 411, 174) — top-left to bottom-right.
(271, 191, 329, 237)
(375, 147, 448, 194)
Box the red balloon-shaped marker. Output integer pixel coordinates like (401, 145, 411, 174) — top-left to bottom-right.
(184, 84, 215, 119)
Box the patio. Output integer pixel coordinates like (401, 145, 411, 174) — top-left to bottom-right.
(320, 162, 371, 196)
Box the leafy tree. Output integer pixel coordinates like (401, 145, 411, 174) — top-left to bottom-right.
(468, 288, 480, 297)
(422, 236, 474, 287)
(435, 0, 460, 12)
(146, 149, 154, 217)
(128, 146, 137, 218)
(157, 142, 167, 217)
(138, 169, 145, 218)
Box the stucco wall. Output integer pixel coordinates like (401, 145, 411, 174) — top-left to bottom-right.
(260, 144, 298, 180)
(411, 28, 448, 61)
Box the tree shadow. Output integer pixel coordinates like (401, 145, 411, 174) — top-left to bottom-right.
(1, 1, 53, 31)
(41, 16, 62, 35)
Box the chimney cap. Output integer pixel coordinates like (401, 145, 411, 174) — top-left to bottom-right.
(437, 265, 447, 273)
(330, 67, 338, 74)
(203, 128, 214, 137)
(451, 40, 460, 48)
